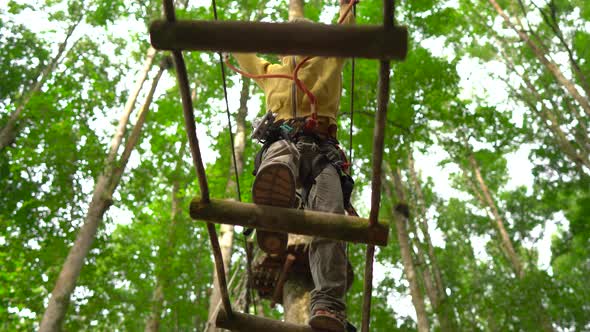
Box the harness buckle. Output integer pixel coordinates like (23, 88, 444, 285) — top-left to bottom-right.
(280, 123, 293, 133)
(251, 111, 276, 142)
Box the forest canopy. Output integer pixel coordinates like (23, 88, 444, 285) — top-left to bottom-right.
(1, 0, 589, 331)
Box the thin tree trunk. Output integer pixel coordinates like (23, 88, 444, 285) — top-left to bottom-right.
(531, 98, 590, 170)
(467, 152, 524, 279)
(0, 17, 82, 151)
(39, 59, 167, 332)
(465, 149, 556, 332)
(564, 97, 590, 141)
(400, 181, 437, 317)
(407, 222, 436, 306)
(529, 0, 590, 98)
(145, 141, 186, 332)
(233, 267, 251, 311)
(546, 97, 590, 156)
(500, 57, 590, 171)
(406, 219, 440, 328)
(110, 60, 167, 186)
(408, 152, 457, 332)
(386, 167, 430, 332)
(289, 0, 305, 20)
(512, 0, 551, 57)
(408, 152, 445, 297)
(206, 78, 250, 331)
(524, 92, 590, 170)
(146, 284, 165, 332)
(487, 0, 590, 117)
(485, 12, 590, 145)
(283, 275, 313, 324)
(476, 9, 590, 171)
(106, 46, 157, 164)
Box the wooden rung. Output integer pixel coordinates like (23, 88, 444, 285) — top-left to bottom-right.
(216, 308, 313, 332)
(150, 20, 408, 60)
(190, 198, 389, 246)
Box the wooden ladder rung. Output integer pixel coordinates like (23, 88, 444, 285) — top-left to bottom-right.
(190, 198, 389, 246)
(216, 308, 313, 332)
(150, 20, 408, 60)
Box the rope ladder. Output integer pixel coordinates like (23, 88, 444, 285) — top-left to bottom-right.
(152, 1, 408, 330)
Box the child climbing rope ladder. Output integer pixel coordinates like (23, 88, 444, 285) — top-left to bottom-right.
(228, 1, 358, 331)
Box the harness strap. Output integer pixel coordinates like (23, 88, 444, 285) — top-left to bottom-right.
(291, 56, 297, 119)
(252, 124, 355, 210)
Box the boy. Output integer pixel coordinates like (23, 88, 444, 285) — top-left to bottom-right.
(232, 1, 356, 330)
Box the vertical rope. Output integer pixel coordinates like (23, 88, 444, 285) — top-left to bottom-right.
(211, 0, 242, 202)
(163, 4, 234, 321)
(348, 4, 356, 166)
(368, 0, 394, 225)
(363, 1, 394, 331)
(348, 58, 355, 165)
(163, 0, 210, 203)
(162, 0, 236, 321)
(345, 0, 357, 312)
(361, 245, 375, 332)
(209, 0, 256, 324)
(219, 56, 243, 202)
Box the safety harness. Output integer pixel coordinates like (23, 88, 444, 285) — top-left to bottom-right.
(252, 115, 356, 214)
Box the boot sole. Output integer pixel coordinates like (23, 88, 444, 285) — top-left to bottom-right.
(252, 163, 295, 256)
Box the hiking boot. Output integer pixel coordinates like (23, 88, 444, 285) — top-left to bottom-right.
(308, 309, 346, 332)
(252, 162, 296, 256)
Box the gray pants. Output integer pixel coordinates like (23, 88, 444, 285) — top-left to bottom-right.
(260, 139, 348, 314)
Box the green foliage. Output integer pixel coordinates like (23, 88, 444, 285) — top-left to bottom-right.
(0, 15, 49, 107)
(1, 0, 589, 330)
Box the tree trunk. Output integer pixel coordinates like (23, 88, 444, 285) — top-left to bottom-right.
(207, 77, 250, 331)
(289, 0, 305, 20)
(406, 218, 438, 325)
(498, 53, 590, 171)
(408, 152, 445, 296)
(265, 0, 308, 316)
(400, 177, 437, 323)
(408, 152, 457, 331)
(234, 266, 252, 312)
(476, 13, 590, 172)
(106, 46, 157, 164)
(283, 274, 313, 324)
(466, 151, 555, 332)
(145, 141, 185, 332)
(564, 97, 589, 140)
(530, 0, 590, 98)
(515, 74, 590, 171)
(145, 284, 165, 332)
(487, 0, 590, 117)
(386, 167, 430, 332)
(467, 152, 524, 278)
(39, 59, 167, 332)
(0, 17, 82, 151)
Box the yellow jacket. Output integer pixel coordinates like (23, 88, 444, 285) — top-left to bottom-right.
(232, 7, 355, 126)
